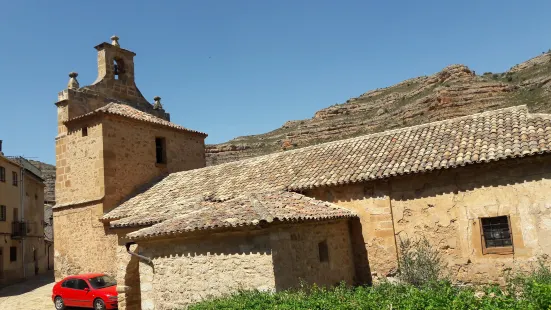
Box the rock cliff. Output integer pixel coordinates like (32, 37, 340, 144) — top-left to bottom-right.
(206, 52, 551, 166)
(29, 160, 56, 203)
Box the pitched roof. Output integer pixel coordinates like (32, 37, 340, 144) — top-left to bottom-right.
(65, 103, 207, 136)
(122, 191, 355, 239)
(104, 105, 551, 223)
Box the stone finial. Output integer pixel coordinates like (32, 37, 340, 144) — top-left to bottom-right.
(111, 35, 120, 47)
(153, 96, 163, 110)
(67, 72, 80, 89)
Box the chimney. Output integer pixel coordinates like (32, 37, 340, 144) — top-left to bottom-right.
(0, 140, 3, 155)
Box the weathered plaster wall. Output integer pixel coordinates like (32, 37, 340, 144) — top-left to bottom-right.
(390, 155, 551, 284)
(0, 157, 50, 286)
(306, 182, 399, 280)
(136, 220, 354, 310)
(306, 155, 551, 284)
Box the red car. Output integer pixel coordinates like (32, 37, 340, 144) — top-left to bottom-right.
(52, 273, 118, 310)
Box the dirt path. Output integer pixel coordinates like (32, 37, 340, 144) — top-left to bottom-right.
(0, 271, 56, 310)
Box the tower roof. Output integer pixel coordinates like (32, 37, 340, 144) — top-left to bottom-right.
(64, 102, 207, 136)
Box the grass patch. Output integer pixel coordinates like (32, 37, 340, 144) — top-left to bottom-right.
(189, 274, 551, 310)
(189, 238, 551, 310)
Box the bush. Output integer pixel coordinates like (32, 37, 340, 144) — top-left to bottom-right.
(398, 236, 446, 286)
(189, 254, 551, 310)
(189, 277, 551, 310)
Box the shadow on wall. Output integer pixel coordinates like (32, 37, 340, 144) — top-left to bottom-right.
(348, 218, 372, 286)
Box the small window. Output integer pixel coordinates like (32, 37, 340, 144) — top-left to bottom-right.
(0, 166, 5, 182)
(12, 171, 18, 186)
(82, 127, 88, 137)
(480, 216, 513, 254)
(10, 246, 16, 262)
(318, 240, 329, 262)
(155, 137, 167, 164)
(0, 205, 5, 221)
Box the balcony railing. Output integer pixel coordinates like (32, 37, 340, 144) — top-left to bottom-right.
(12, 221, 27, 238)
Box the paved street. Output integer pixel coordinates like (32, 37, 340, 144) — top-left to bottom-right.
(0, 271, 56, 310)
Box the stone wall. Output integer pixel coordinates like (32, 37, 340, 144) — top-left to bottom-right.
(271, 220, 355, 290)
(54, 100, 205, 282)
(305, 155, 551, 284)
(55, 120, 105, 206)
(53, 203, 117, 280)
(136, 220, 354, 310)
(101, 116, 206, 211)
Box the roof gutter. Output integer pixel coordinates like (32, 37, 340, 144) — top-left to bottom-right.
(125, 242, 152, 264)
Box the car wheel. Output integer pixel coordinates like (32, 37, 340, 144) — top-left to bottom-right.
(54, 296, 65, 310)
(94, 298, 106, 310)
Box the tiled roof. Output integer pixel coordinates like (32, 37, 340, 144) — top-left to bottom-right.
(104, 105, 551, 223)
(123, 191, 355, 239)
(65, 103, 207, 136)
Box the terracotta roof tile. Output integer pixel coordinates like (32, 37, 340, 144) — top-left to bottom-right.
(104, 105, 551, 225)
(64, 103, 207, 136)
(122, 191, 355, 239)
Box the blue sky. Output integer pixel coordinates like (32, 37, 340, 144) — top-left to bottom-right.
(1, 1, 550, 165)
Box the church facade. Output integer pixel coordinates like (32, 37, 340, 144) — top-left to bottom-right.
(53, 37, 551, 310)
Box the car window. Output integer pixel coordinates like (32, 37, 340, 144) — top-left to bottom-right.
(62, 279, 76, 289)
(75, 279, 89, 290)
(88, 275, 117, 289)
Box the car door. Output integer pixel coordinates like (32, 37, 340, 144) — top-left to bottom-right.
(61, 279, 78, 307)
(74, 279, 93, 308)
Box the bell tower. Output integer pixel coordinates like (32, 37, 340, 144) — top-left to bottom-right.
(87, 36, 153, 108)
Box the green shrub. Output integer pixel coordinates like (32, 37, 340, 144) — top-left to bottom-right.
(398, 236, 446, 286)
(189, 257, 551, 310)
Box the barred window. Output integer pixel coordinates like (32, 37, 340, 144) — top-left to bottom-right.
(0, 205, 5, 221)
(0, 166, 5, 182)
(480, 216, 513, 254)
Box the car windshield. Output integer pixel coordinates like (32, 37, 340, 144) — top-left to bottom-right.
(88, 275, 117, 289)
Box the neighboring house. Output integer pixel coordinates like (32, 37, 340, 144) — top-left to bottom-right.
(0, 143, 51, 287)
(53, 37, 551, 310)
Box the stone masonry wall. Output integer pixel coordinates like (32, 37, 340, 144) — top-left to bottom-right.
(55, 120, 105, 206)
(271, 220, 355, 290)
(306, 155, 551, 284)
(136, 220, 354, 310)
(102, 116, 205, 212)
(53, 203, 117, 280)
(138, 230, 275, 310)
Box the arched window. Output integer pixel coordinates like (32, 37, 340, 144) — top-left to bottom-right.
(113, 58, 125, 80)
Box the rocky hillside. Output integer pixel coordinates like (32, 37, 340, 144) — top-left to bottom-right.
(29, 160, 56, 203)
(206, 51, 551, 166)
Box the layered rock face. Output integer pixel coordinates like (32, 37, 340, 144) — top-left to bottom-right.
(29, 160, 56, 203)
(206, 53, 551, 166)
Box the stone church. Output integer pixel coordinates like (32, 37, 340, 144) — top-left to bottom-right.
(53, 37, 551, 310)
